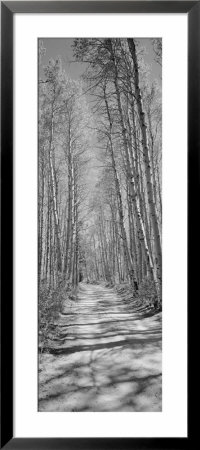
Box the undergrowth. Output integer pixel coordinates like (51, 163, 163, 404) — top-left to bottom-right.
(115, 278, 161, 312)
(38, 284, 70, 353)
(39, 280, 81, 353)
(137, 278, 161, 310)
(39, 284, 63, 352)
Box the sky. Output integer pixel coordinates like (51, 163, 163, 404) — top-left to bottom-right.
(39, 38, 162, 84)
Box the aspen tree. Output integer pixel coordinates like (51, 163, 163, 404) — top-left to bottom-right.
(127, 38, 162, 299)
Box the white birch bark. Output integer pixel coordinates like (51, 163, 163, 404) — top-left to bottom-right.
(127, 38, 162, 299)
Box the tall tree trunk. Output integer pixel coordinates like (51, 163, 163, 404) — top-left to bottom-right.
(103, 85, 138, 290)
(48, 106, 62, 273)
(127, 38, 162, 299)
(64, 124, 73, 277)
(38, 156, 45, 285)
(106, 40, 155, 288)
(93, 236, 99, 280)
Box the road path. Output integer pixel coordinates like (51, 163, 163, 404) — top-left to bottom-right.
(39, 283, 162, 411)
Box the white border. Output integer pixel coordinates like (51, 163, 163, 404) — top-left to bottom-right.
(14, 13, 187, 437)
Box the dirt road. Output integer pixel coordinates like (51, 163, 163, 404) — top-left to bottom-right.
(39, 283, 162, 411)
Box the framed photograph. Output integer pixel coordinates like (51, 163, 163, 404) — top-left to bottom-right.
(1, 1, 197, 449)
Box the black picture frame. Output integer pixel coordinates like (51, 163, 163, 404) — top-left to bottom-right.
(0, 1, 198, 449)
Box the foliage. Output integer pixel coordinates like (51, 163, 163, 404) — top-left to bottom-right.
(39, 284, 65, 351)
(137, 278, 161, 310)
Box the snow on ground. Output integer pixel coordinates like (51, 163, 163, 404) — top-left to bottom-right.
(39, 283, 162, 411)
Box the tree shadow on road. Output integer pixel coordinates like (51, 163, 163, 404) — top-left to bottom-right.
(39, 284, 162, 412)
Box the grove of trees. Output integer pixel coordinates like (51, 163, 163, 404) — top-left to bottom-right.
(39, 38, 162, 311)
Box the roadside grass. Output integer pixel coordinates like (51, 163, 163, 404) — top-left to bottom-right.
(39, 281, 78, 352)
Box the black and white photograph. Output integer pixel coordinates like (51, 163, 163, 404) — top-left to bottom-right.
(38, 37, 162, 412)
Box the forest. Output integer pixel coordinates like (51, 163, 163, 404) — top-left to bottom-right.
(39, 38, 162, 412)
